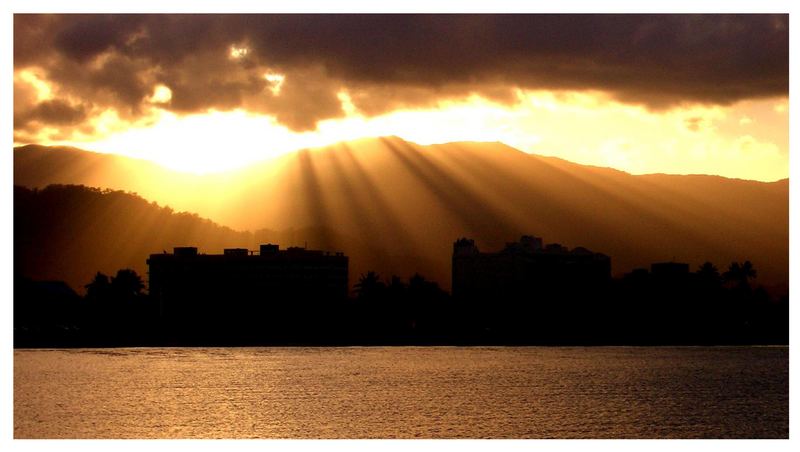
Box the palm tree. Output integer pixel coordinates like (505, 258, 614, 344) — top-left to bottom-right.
(696, 262, 721, 288)
(354, 271, 385, 301)
(722, 261, 757, 290)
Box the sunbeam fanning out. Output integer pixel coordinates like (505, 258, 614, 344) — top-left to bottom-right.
(14, 135, 789, 294)
(14, 14, 788, 179)
(20, 91, 786, 180)
(12, 14, 789, 440)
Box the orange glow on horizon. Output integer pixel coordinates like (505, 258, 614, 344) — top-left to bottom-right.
(15, 89, 789, 182)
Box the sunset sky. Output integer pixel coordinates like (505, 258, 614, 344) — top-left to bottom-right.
(13, 13, 789, 180)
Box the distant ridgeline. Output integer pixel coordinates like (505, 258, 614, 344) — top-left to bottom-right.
(14, 234, 787, 347)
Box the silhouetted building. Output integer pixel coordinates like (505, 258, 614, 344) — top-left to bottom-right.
(452, 235, 611, 301)
(147, 244, 349, 324)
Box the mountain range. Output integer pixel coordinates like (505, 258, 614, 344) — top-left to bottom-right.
(14, 137, 788, 294)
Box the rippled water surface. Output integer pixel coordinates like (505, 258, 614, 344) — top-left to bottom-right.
(14, 346, 788, 438)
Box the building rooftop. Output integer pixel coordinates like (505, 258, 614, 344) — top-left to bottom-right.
(148, 244, 347, 261)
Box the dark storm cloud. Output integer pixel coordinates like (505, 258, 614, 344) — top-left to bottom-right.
(14, 14, 788, 134)
(15, 99, 88, 128)
(53, 15, 148, 63)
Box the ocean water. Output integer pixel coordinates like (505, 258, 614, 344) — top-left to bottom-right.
(13, 346, 788, 439)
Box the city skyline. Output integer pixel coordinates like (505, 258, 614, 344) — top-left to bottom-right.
(16, 232, 786, 348)
(9, 7, 792, 441)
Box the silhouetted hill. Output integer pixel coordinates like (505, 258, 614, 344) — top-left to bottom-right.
(14, 185, 248, 292)
(14, 138, 788, 293)
(14, 184, 393, 294)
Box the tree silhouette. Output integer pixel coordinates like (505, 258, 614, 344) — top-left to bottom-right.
(723, 261, 757, 291)
(408, 273, 443, 300)
(354, 271, 386, 301)
(85, 272, 111, 303)
(111, 269, 145, 302)
(696, 262, 721, 288)
(386, 275, 406, 302)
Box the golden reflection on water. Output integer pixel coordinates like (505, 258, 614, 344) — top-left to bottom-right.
(13, 346, 789, 439)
